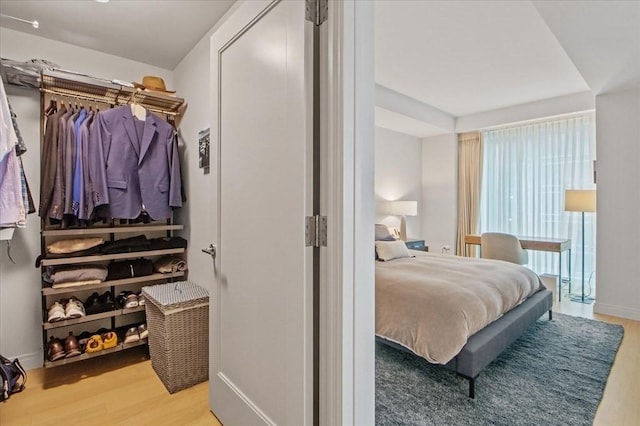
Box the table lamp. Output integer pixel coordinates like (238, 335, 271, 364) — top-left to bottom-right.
(564, 189, 596, 304)
(379, 201, 417, 241)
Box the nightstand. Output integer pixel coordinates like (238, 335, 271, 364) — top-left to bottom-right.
(405, 239, 428, 251)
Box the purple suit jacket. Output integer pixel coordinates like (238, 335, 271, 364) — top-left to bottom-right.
(89, 105, 182, 220)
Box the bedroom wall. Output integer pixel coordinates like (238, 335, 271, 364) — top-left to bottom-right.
(593, 88, 640, 321)
(0, 27, 174, 369)
(374, 126, 422, 239)
(421, 133, 457, 253)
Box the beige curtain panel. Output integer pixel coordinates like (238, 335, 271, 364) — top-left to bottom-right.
(456, 131, 483, 256)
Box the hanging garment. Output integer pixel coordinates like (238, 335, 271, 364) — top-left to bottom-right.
(72, 108, 88, 216)
(5, 95, 34, 215)
(78, 111, 94, 221)
(7, 98, 26, 156)
(0, 81, 25, 227)
(0, 148, 25, 227)
(48, 107, 74, 221)
(40, 106, 67, 217)
(0, 82, 16, 161)
(89, 105, 182, 220)
(64, 109, 82, 216)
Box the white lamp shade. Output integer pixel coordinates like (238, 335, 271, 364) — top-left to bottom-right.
(564, 189, 596, 213)
(378, 200, 418, 216)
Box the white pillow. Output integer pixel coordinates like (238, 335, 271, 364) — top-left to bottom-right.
(375, 240, 410, 261)
(375, 224, 395, 241)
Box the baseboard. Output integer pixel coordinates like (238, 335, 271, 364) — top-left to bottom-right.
(593, 302, 640, 321)
(11, 350, 43, 371)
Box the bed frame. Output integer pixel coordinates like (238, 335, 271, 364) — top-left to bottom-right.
(378, 289, 553, 398)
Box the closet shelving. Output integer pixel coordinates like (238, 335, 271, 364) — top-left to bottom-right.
(39, 69, 187, 368)
(44, 340, 149, 368)
(40, 69, 185, 115)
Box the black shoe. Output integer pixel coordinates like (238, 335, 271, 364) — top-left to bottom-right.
(84, 292, 102, 315)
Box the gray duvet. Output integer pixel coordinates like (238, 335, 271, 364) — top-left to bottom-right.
(376, 251, 542, 364)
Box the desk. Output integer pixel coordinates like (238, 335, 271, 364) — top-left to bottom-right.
(464, 234, 571, 301)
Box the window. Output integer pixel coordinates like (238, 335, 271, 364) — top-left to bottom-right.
(480, 113, 596, 291)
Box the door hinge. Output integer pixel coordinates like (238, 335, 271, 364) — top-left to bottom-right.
(305, 215, 327, 247)
(306, 0, 328, 26)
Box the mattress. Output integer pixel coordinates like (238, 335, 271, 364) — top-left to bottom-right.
(375, 251, 542, 364)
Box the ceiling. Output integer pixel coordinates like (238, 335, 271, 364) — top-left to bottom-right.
(376, 0, 589, 118)
(375, 0, 640, 137)
(0, 0, 235, 69)
(1, 0, 638, 138)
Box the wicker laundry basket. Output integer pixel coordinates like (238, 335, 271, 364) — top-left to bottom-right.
(142, 281, 209, 394)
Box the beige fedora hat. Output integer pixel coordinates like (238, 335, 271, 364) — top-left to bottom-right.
(132, 75, 175, 94)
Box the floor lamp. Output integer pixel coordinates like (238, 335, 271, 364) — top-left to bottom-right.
(564, 189, 596, 304)
(379, 200, 418, 241)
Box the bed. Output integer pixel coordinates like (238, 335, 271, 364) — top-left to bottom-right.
(375, 246, 553, 398)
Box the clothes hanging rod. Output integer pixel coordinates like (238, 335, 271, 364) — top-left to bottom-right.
(40, 88, 180, 116)
(0, 13, 39, 28)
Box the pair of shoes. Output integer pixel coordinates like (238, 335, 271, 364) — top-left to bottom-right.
(47, 298, 86, 322)
(123, 323, 148, 344)
(47, 332, 81, 361)
(117, 291, 144, 309)
(84, 291, 116, 315)
(78, 328, 119, 353)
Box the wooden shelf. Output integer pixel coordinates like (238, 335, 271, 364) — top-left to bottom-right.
(43, 305, 146, 330)
(42, 272, 185, 296)
(42, 224, 183, 237)
(41, 248, 185, 267)
(44, 339, 148, 368)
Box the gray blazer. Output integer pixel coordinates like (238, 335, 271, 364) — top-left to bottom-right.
(39, 106, 66, 217)
(89, 105, 182, 220)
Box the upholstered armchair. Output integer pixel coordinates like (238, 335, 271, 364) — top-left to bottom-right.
(480, 232, 528, 265)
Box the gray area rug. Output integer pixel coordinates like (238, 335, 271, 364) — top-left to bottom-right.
(376, 313, 624, 425)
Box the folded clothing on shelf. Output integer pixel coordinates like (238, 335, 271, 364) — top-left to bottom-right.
(35, 245, 102, 267)
(45, 264, 108, 285)
(46, 237, 105, 254)
(107, 258, 153, 280)
(154, 256, 188, 273)
(100, 235, 150, 254)
(148, 237, 188, 250)
(35, 235, 187, 268)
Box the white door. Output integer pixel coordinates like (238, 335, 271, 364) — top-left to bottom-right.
(209, 1, 313, 425)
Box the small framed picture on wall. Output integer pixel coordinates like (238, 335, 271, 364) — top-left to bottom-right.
(198, 128, 210, 173)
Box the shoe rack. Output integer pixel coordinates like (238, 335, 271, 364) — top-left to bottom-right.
(41, 222, 186, 368)
(38, 70, 187, 368)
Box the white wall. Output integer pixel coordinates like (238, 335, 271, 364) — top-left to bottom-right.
(593, 88, 640, 320)
(374, 127, 422, 239)
(421, 133, 457, 253)
(0, 27, 173, 369)
(172, 29, 215, 294)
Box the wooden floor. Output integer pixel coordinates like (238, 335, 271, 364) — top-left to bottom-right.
(0, 347, 221, 426)
(1, 300, 638, 426)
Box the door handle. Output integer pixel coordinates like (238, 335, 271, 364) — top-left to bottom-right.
(202, 244, 216, 258)
(203, 243, 227, 284)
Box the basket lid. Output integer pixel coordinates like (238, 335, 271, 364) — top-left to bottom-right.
(142, 281, 208, 311)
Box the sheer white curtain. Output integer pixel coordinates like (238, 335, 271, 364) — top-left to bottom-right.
(480, 113, 596, 291)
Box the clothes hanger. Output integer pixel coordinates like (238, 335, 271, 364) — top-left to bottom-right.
(130, 93, 146, 121)
(45, 98, 56, 116)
